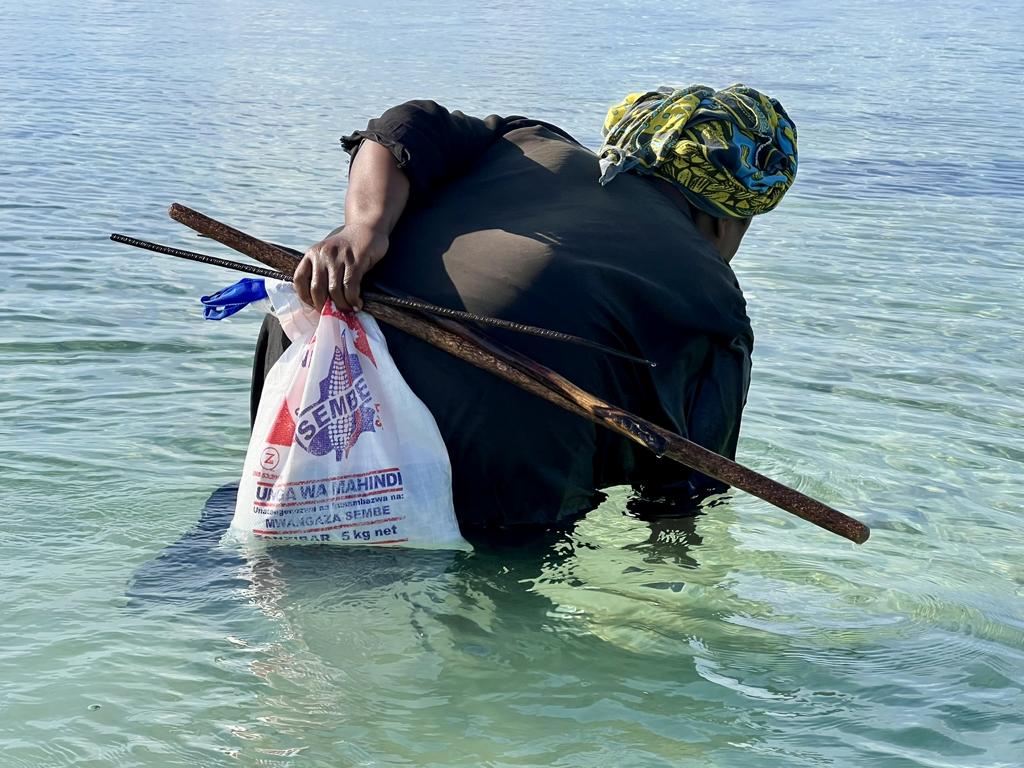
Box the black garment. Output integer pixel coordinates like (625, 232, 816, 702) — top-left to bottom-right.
(252, 101, 753, 529)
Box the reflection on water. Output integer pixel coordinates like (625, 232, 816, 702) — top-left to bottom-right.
(116, 485, 1023, 765)
(128, 487, 734, 764)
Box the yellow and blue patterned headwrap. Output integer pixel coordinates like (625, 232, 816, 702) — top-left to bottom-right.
(598, 84, 798, 218)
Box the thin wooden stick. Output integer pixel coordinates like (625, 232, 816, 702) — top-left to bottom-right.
(114, 228, 655, 366)
(110, 233, 291, 280)
(164, 204, 653, 366)
(168, 202, 870, 544)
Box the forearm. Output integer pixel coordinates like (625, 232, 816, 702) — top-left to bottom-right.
(344, 139, 410, 235)
(295, 140, 406, 311)
(297, 101, 506, 311)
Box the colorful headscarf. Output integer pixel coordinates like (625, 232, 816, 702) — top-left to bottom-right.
(598, 84, 798, 218)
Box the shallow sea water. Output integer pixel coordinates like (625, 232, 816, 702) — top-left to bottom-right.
(2, 1, 1023, 766)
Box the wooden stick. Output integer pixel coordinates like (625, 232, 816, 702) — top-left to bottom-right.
(376, 306, 870, 544)
(169, 203, 300, 274)
(168, 202, 870, 544)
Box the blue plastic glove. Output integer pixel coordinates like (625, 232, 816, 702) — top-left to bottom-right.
(200, 278, 269, 320)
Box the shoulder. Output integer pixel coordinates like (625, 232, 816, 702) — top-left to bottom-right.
(497, 115, 585, 148)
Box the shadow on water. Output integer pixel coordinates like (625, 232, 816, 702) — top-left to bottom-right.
(126, 484, 471, 610)
(126, 485, 704, 617)
(125, 484, 248, 610)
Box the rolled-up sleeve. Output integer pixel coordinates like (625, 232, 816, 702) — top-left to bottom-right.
(340, 100, 509, 201)
(341, 100, 582, 202)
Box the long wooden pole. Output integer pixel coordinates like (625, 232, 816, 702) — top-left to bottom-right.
(168, 203, 870, 544)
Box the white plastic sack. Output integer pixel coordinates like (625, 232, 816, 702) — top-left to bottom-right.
(229, 282, 469, 550)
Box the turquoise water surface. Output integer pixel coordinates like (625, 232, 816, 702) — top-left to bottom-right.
(2, 1, 1023, 766)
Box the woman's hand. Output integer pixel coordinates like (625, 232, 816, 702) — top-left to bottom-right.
(293, 223, 390, 311)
